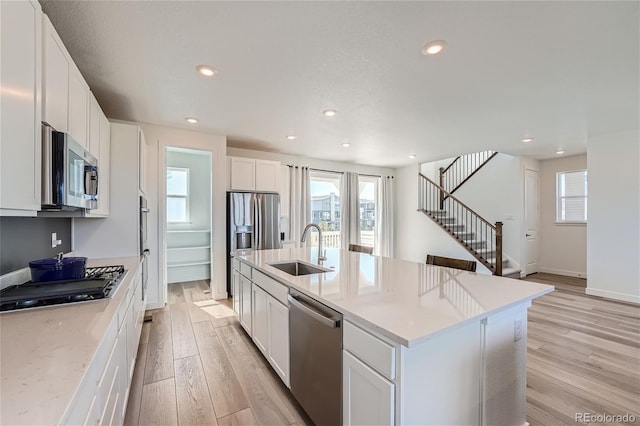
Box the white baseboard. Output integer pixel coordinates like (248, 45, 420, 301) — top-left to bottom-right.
(586, 288, 640, 304)
(213, 291, 229, 300)
(145, 301, 165, 310)
(538, 267, 587, 279)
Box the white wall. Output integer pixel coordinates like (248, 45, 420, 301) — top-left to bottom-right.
(140, 123, 227, 305)
(587, 130, 640, 303)
(539, 154, 587, 277)
(166, 149, 211, 231)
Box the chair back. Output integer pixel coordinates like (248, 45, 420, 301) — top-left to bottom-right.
(426, 254, 476, 272)
(349, 244, 374, 255)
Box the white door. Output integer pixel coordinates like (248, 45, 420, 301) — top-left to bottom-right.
(267, 297, 289, 387)
(240, 275, 252, 335)
(524, 168, 540, 275)
(252, 284, 268, 355)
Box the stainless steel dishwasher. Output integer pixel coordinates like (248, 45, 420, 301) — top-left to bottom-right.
(289, 289, 342, 426)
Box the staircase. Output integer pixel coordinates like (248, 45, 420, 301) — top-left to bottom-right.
(418, 152, 520, 278)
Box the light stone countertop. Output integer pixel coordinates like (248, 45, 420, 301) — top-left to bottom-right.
(0, 257, 141, 426)
(239, 248, 554, 347)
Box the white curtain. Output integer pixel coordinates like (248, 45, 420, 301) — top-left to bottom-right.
(340, 172, 360, 249)
(376, 175, 394, 257)
(288, 166, 311, 245)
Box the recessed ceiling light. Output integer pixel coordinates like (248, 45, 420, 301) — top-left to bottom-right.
(185, 117, 199, 124)
(556, 149, 565, 155)
(196, 65, 217, 77)
(409, 154, 417, 159)
(422, 40, 447, 56)
(287, 135, 297, 140)
(323, 109, 337, 117)
(522, 137, 534, 143)
(342, 142, 350, 148)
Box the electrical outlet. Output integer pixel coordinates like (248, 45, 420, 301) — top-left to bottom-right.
(514, 319, 523, 342)
(51, 232, 62, 248)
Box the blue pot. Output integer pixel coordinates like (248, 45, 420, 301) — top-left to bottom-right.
(29, 257, 87, 282)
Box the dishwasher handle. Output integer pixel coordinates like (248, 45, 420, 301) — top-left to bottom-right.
(288, 294, 340, 328)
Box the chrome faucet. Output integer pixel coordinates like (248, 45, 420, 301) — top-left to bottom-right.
(301, 223, 327, 263)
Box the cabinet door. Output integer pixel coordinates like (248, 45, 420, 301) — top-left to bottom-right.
(343, 350, 394, 426)
(252, 284, 268, 355)
(88, 93, 101, 158)
(239, 275, 252, 335)
(230, 157, 255, 191)
(42, 15, 68, 133)
(138, 128, 147, 195)
(68, 63, 89, 148)
(0, 0, 41, 213)
(232, 270, 240, 317)
(267, 297, 289, 387)
(255, 160, 280, 192)
(97, 112, 110, 215)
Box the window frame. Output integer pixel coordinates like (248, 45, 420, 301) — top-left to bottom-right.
(167, 166, 191, 223)
(358, 175, 379, 249)
(556, 169, 587, 224)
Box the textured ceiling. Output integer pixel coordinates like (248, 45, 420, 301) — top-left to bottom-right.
(40, 1, 639, 167)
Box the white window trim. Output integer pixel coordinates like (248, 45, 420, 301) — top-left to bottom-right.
(358, 174, 379, 249)
(167, 167, 190, 223)
(556, 169, 587, 224)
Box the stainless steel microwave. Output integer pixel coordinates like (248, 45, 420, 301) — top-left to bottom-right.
(41, 124, 99, 210)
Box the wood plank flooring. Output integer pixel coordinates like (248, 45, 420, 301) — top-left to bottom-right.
(125, 275, 639, 426)
(124, 280, 310, 426)
(523, 273, 640, 426)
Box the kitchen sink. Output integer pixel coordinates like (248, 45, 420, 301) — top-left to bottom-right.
(267, 261, 332, 276)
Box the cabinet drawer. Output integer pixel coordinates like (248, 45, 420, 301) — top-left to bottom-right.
(239, 261, 252, 279)
(97, 334, 120, 399)
(344, 320, 396, 381)
(252, 269, 288, 305)
(116, 284, 133, 330)
(82, 394, 99, 426)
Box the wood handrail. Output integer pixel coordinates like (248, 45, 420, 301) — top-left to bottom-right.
(446, 151, 498, 197)
(418, 173, 497, 232)
(441, 156, 461, 174)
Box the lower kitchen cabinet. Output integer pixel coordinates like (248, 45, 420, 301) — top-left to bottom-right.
(266, 296, 289, 386)
(343, 350, 394, 426)
(232, 269, 240, 317)
(252, 284, 269, 353)
(239, 274, 252, 335)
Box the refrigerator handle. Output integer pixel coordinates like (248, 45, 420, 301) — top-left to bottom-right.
(254, 194, 262, 249)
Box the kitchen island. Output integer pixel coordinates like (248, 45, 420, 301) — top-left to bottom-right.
(235, 247, 554, 426)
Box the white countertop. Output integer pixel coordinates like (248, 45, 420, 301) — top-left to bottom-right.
(239, 248, 554, 347)
(0, 257, 140, 426)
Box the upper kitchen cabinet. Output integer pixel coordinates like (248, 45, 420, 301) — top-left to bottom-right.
(138, 128, 147, 195)
(229, 157, 280, 192)
(0, 0, 42, 216)
(42, 14, 69, 133)
(42, 14, 91, 149)
(84, 96, 111, 217)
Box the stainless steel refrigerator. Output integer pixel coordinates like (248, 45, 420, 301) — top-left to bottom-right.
(226, 192, 281, 294)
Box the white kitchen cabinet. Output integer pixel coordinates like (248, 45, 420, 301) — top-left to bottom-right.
(68, 62, 89, 148)
(42, 14, 69, 133)
(232, 269, 240, 317)
(228, 157, 280, 192)
(252, 284, 269, 354)
(267, 296, 289, 386)
(0, 0, 42, 216)
(239, 274, 253, 336)
(84, 97, 111, 217)
(343, 350, 394, 426)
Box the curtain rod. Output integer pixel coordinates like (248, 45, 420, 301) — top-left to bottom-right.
(286, 164, 393, 179)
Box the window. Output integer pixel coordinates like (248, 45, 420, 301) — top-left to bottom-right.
(358, 176, 379, 249)
(167, 167, 190, 223)
(310, 171, 341, 247)
(556, 170, 587, 223)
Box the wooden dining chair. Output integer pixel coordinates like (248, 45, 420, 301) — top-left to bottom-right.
(349, 244, 374, 255)
(426, 254, 476, 272)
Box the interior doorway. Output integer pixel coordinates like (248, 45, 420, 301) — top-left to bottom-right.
(164, 147, 213, 292)
(524, 168, 540, 275)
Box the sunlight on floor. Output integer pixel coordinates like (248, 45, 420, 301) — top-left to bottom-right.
(193, 299, 235, 319)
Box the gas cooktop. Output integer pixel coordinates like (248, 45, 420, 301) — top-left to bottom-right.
(0, 265, 126, 312)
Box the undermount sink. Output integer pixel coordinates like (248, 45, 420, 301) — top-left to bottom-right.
(268, 261, 332, 276)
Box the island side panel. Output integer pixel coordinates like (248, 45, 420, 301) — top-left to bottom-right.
(399, 319, 482, 425)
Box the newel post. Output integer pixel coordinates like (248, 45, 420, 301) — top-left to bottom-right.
(495, 221, 503, 276)
(439, 167, 445, 210)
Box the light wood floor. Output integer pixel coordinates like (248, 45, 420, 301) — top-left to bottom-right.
(524, 273, 640, 426)
(123, 280, 311, 426)
(125, 275, 639, 426)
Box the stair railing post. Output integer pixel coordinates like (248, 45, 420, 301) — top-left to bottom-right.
(439, 167, 445, 210)
(495, 221, 503, 276)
